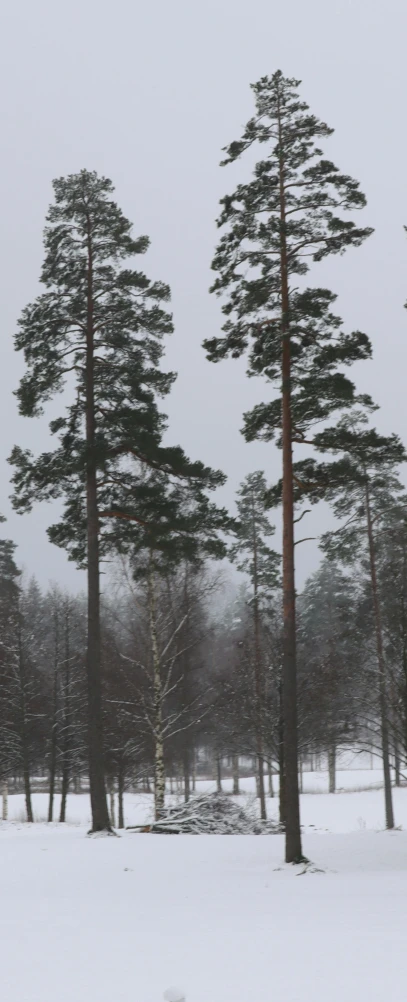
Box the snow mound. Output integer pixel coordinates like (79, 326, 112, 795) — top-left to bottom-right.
(163, 988, 186, 1001)
(129, 793, 282, 835)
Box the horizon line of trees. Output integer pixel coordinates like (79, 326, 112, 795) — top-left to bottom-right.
(1, 540, 407, 830)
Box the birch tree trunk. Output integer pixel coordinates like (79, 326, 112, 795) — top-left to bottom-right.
(109, 787, 116, 828)
(328, 744, 336, 794)
(118, 765, 125, 828)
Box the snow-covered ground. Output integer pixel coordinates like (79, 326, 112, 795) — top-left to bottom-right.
(1, 780, 407, 1002)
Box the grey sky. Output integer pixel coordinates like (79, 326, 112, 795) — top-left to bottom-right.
(1, 0, 406, 593)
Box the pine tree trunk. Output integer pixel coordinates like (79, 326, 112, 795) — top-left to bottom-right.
(148, 558, 166, 820)
(23, 749, 33, 823)
(328, 744, 336, 794)
(365, 483, 394, 829)
(232, 754, 240, 795)
(118, 767, 125, 828)
(394, 742, 401, 787)
(48, 729, 57, 822)
(277, 88, 302, 863)
(17, 625, 34, 824)
(85, 216, 110, 834)
(401, 541, 407, 760)
(278, 675, 286, 826)
(252, 511, 267, 821)
(60, 610, 72, 823)
(59, 760, 69, 823)
(2, 780, 8, 821)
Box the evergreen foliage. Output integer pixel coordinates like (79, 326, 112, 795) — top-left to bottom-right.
(203, 69, 373, 862)
(230, 471, 280, 604)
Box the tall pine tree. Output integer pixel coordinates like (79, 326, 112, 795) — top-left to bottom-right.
(204, 71, 373, 861)
(10, 170, 220, 832)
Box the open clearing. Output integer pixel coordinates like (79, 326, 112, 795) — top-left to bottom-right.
(1, 778, 407, 1002)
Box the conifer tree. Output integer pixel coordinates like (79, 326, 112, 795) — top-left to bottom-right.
(230, 471, 280, 819)
(306, 413, 407, 828)
(9, 170, 212, 832)
(0, 536, 22, 808)
(298, 560, 361, 791)
(204, 71, 373, 861)
(374, 513, 407, 766)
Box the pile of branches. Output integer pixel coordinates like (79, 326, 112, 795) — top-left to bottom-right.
(127, 793, 283, 835)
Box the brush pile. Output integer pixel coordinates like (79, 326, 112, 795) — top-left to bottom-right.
(127, 792, 283, 835)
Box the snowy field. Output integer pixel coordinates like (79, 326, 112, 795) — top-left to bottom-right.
(4, 768, 402, 832)
(2, 778, 407, 1002)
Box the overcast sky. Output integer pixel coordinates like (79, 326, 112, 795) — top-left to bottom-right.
(1, 0, 406, 594)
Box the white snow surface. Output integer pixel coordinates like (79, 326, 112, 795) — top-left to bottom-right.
(2, 780, 407, 1001)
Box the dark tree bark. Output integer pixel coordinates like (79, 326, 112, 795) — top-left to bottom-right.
(278, 674, 286, 827)
(277, 87, 302, 862)
(48, 629, 59, 822)
(252, 513, 267, 821)
(118, 765, 125, 828)
(59, 621, 72, 824)
(59, 759, 69, 823)
(85, 217, 111, 833)
(17, 625, 33, 824)
(47, 712, 57, 822)
(394, 742, 401, 787)
(23, 742, 33, 823)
